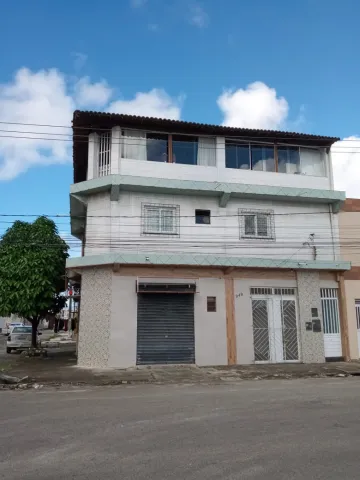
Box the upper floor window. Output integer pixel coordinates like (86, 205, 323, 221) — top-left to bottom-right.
(147, 133, 168, 162)
(277, 146, 300, 174)
(173, 135, 198, 165)
(239, 209, 275, 240)
(122, 130, 216, 166)
(300, 148, 324, 176)
(142, 203, 180, 236)
(98, 132, 111, 177)
(278, 146, 324, 176)
(195, 209, 211, 224)
(225, 142, 275, 172)
(226, 140, 325, 177)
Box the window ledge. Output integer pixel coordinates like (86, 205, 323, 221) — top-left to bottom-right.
(241, 235, 275, 241)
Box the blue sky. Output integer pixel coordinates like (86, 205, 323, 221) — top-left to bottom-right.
(0, 0, 359, 250)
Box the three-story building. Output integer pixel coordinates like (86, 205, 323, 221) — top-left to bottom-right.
(67, 110, 350, 368)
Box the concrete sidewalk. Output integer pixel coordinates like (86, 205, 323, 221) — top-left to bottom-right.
(2, 352, 359, 387)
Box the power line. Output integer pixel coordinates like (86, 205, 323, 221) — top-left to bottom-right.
(4, 236, 360, 247)
(0, 133, 359, 154)
(0, 120, 357, 149)
(0, 127, 358, 146)
(0, 120, 353, 141)
(0, 211, 350, 219)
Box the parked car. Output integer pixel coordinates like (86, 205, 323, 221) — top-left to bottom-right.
(3, 322, 23, 336)
(6, 326, 42, 353)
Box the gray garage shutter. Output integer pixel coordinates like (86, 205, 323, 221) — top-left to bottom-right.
(137, 293, 195, 365)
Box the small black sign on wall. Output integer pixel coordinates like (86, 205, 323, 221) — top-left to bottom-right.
(311, 308, 318, 318)
(312, 319, 322, 332)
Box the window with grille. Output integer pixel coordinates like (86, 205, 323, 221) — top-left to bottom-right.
(251, 287, 295, 296)
(98, 132, 111, 177)
(239, 209, 274, 240)
(142, 203, 180, 236)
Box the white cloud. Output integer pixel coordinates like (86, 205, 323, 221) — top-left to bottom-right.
(0, 68, 183, 180)
(108, 88, 182, 119)
(74, 77, 112, 108)
(0, 68, 74, 180)
(331, 136, 360, 198)
(217, 81, 289, 130)
(189, 3, 209, 28)
(71, 52, 88, 72)
(148, 23, 159, 32)
(130, 0, 147, 7)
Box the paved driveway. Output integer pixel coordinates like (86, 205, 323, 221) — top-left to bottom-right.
(1, 378, 360, 479)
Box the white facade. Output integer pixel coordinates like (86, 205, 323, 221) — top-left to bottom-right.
(82, 127, 340, 262)
(85, 191, 339, 262)
(68, 114, 349, 368)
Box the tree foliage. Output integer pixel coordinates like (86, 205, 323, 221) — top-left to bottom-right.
(0, 217, 69, 346)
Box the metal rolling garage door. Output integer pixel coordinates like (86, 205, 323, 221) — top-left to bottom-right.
(137, 292, 195, 365)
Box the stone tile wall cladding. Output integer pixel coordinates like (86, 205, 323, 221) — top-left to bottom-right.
(296, 271, 325, 363)
(77, 267, 112, 367)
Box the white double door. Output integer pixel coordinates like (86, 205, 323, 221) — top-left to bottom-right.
(252, 295, 299, 363)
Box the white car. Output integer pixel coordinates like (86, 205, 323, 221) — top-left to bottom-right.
(6, 326, 42, 353)
(3, 322, 23, 336)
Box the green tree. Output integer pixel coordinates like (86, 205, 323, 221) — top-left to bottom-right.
(0, 216, 69, 347)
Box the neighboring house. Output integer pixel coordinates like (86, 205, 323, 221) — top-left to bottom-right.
(339, 199, 360, 359)
(66, 110, 351, 368)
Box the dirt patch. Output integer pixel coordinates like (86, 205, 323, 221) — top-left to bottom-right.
(1, 355, 357, 387)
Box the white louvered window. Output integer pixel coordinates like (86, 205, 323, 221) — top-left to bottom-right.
(142, 204, 180, 236)
(98, 133, 111, 177)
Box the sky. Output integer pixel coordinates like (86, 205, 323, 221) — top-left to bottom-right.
(0, 0, 359, 253)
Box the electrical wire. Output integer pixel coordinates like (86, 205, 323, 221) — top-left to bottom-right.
(0, 211, 353, 219)
(0, 133, 358, 154)
(0, 120, 352, 141)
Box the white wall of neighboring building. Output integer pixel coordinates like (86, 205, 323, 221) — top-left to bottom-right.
(85, 190, 338, 262)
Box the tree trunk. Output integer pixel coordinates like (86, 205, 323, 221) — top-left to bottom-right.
(31, 319, 39, 348)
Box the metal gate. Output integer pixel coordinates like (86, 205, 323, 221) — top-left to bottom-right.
(321, 288, 342, 358)
(355, 300, 360, 357)
(137, 293, 195, 365)
(251, 288, 299, 363)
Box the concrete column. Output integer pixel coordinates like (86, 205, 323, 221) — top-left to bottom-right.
(87, 133, 99, 180)
(216, 136, 225, 171)
(327, 149, 334, 190)
(338, 273, 351, 361)
(296, 271, 325, 363)
(77, 267, 112, 368)
(110, 126, 121, 175)
(108, 275, 137, 368)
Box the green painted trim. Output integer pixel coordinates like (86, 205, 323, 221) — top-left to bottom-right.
(70, 175, 346, 204)
(66, 252, 351, 271)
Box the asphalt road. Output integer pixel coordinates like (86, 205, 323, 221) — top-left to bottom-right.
(1, 378, 360, 479)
